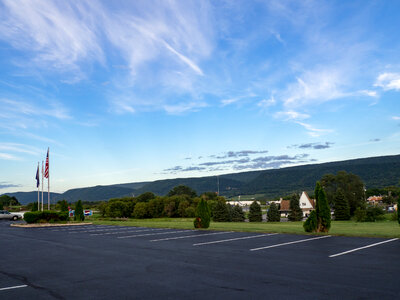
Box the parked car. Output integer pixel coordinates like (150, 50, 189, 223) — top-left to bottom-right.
(0, 210, 22, 221)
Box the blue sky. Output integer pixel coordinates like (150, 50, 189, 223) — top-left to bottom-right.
(1, 0, 400, 194)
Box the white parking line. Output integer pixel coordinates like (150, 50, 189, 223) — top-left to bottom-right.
(68, 227, 143, 234)
(91, 228, 167, 236)
(193, 233, 279, 246)
(250, 235, 331, 251)
(117, 230, 188, 239)
(329, 238, 399, 258)
(150, 231, 233, 242)
(0, 285, 28, 291)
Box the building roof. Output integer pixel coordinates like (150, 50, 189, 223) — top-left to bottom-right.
(279, 200, 290, 212)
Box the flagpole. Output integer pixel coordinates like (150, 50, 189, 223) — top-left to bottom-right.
(37, 162, 40, 211)
(41, 160, 44, 211)
(47, 148, 50, 210)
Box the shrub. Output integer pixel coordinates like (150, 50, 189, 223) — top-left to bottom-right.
(147, 198, 165, 218)
(212, 200, 230, 222)
(365, 206, 385, 222)
(267, 202, 280, 222)
(106, 201, 130, 218)
(163, 198, 177, 217)
(248, 201, 262, 222)
(231, 205, 245, 222)
(303, 210, 317, 232)
(133, 202, 149, 219)
(177, 200, 190, 217)
(354, 207, 367, 222)
(194, 199, 210, 228)
(74, 200, 85, 221)
(24, 211, 69, 223)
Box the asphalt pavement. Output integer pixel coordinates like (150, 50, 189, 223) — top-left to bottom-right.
(0, 220, 399, 299)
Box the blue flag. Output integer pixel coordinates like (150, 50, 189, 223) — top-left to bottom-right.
(35, 164, 40, 188)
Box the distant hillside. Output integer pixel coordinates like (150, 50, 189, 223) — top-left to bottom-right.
(4, 154, 400, 204)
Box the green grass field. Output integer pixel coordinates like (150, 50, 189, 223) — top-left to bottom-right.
(89, 217, 400, 238)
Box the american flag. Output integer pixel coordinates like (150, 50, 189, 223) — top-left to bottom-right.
(44, 148, 49, 178)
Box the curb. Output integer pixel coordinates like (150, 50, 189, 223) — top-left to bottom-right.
(11, 222, 92, 228)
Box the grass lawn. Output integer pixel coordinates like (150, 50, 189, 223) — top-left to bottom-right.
(90, 217, 400, 238)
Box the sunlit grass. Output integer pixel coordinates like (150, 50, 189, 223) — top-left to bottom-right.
(89, 216, 400, 238)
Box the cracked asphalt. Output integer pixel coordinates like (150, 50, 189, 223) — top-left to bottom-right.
(1, 221, 399, 299)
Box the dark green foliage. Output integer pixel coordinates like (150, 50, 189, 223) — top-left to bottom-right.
(0, 202, 3, 210)
(57, 200, 69, 212)
(194, 199, 210, 228)
(354, 207, 367, 222)
(321, 171, 365, 215)
(177, 200, 190, 217)
(355, 206, 385, 222)
(133, 202, 149, 219)
(0, 195, 20, 206)
(248, 201, 262, 222)
(98, 201, 108, 217)
(31, 202, 39, 211)
(334, 188, 350, 220)
(288, 194, 303, 221)
(231, 205, 245, 222)
(136, 192, 156, 202)
(212, 200, 230, 222)
(147, 198, 165, 218)
(163, 198, 177, 217)
(303, 210, 317, 232)
(74, 200, 85, 221)
(398, 198, 400, 224)
(316, 182, 331, 232)
(185, 206, 196, 217)
(106, 201, 130, 218)
(267, 202, 280, 222)
(24, 211, 69, 223)
(168, 185, 197, 198)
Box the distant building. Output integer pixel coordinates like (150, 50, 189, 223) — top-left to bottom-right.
(227, 200, 260, 207)
(367, 196, 383, 205)
(279, 191, 315, 218)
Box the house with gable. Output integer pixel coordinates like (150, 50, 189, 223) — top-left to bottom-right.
(279, 191, 315, 218)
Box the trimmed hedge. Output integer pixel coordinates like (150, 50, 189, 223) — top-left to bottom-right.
(24, 211, 69, 224)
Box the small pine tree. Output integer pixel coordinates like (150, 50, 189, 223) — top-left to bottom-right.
(288, 194, 303, 221)
(194, 199, 210, 228)
(334, 188, 350, 220)
(303, 210, 317, 232)
(212, 200, 230, 222)
(74, 200, 85, 222)
(231, 205, 245, 222)
(248, 201, 262, 222)
(316, 182, 331, 232)
(267, 202, 280, 222)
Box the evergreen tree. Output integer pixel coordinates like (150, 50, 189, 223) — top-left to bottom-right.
(303, 210, 317, 232)
(267, 202, 280, 222)
(213, 200, 230, 222)
(398, 198, 400, 225)
(248, 201, 262, 222)
(231, 205, 245, 222)
(316, 182, 331, 232)
(288, 193, 303, 221)
(0, 202, 3, 210)
(194, 198, 210, 228)
(334, 188, 350, 220)
(74, 200, 85, 221)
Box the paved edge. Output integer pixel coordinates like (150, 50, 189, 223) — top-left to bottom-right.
(10, 222, 92, 228)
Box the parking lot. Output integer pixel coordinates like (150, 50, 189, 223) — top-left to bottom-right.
(1, 221, 399, 299)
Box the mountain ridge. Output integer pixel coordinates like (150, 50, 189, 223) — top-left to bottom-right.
(4, 154, 400, 204)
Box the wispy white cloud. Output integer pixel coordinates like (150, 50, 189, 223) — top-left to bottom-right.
(295, 121, 333, 137)
(257, 97, 276, 109)
(0, 143, 41, 156)
(0, 152, 19, 160)
(163, 102, 207, 115)
(392, 116, 400, 120)
(275, 110, 310, 121)
(0, 0, 104, 72)
(374, 72, 400, 91)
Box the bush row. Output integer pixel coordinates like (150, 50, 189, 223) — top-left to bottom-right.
(24, 211, 69, 224)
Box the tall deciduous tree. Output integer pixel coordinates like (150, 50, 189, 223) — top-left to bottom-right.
(334, 188, 350, 220)
(288, 194, 303, 221)
(267, 202, 280, 222)
(321, 171, 365, 215)
(248, 201, 262, 222)
(168, 185, 197, 198)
